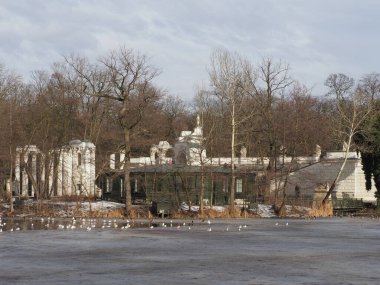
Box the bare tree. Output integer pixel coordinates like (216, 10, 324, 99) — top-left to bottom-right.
(66, 46, 160, 214)
(208, 49, 256, 213)
(322, 73, 376, 204)
(162, 95, 189, 143)
(0, 64, 23, 212)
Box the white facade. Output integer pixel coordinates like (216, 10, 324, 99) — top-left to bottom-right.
(109, 115, 321, 169)
(173, 117, 206, 165)
(277, 151, 377, 203)
(14, 140, 97, 198)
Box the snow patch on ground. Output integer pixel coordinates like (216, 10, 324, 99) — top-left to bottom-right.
(256, 204, 277, 218)
(81, 201, 125, 211)
(180, 202, 225, 213)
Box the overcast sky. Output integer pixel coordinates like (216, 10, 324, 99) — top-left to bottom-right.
(1, 0, 380, 100)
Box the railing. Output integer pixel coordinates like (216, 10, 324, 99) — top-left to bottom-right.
(332, 198, 364, 213)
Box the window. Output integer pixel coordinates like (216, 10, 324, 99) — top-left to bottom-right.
(236, 179, 243, 193)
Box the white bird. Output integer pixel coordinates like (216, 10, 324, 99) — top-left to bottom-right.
(286, 222, 289, 226)
(150, 225, 154, 229)
(10, 228, 13, 232)
(177, 225, 180, 229)
(207, 220, 211, 225)
(207, 227, 212, 232)
(226, 227, 229, 231)
(275, 222, 279, 226)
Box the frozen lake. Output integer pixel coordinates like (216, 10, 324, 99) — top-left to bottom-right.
(0, 217, 380, 285)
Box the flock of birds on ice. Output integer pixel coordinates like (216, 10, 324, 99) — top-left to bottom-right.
(0, 216, 291, 233)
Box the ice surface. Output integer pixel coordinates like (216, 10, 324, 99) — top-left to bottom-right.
(0, 217, 380, 284)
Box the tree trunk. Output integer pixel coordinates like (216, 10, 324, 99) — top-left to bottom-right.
(124, 127, 132, 215)
(9, 145, 13, 213)
(230, 103, 235, 214)
(200, 163, 205, 215)
(322, 132, 353, 204)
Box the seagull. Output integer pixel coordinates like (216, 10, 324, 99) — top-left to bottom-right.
(150, 225, 154, 229)
(207, 227, 212, 232)
(275, 222, 279, 226)
(207, 220, 211, 225)
(286, 222, 289, 226)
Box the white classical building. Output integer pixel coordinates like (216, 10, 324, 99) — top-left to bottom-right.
(107, 115, 378, 204)
(14, 140, 97, 198)
(110, 115, 320, 170)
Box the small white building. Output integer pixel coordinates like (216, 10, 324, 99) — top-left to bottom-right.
(275, 150, 377, 204)
(14, 140, 97, 198)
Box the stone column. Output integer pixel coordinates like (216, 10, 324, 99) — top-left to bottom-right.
(90, 148, 96, 196)
(31, 152, 37, 197)
(57, 152, 63, 196)
(120, 152, 125, 169)
(15, 150, 21, 196)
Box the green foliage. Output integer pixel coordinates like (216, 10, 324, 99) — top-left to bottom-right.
(357, 102, 380, 202)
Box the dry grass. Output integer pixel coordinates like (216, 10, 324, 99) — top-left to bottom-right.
(308, 202, 333, 217)
(172, 207, 257, 219)
(84, 208, 125, 218)
(126, 206, 151, 219)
